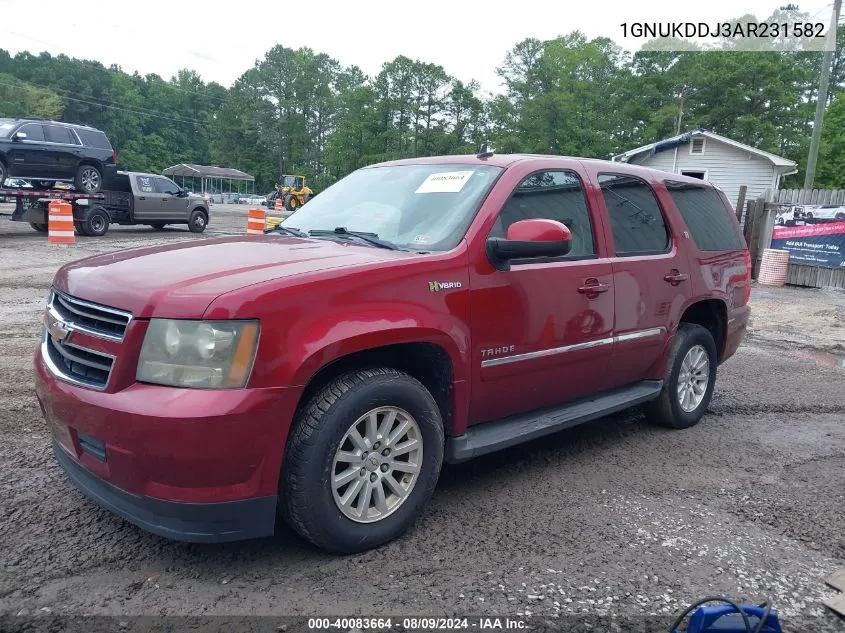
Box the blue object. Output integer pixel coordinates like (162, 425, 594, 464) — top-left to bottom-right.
(675, 604, 782, 633)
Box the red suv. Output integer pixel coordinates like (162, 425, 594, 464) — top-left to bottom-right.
(34, 153, 750, 553)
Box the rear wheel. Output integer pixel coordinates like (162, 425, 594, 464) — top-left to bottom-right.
(75, 165, 102, 193)
(188, 209, 207, 233)
(29, 222, 47, 233)
(79, 207, 110, 237)
(644, 323, 717, 430)
(280, 368, 444, 554)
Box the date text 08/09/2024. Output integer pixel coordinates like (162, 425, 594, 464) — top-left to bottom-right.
(620, 22, 826, 39)
(307, 617, 528, 631)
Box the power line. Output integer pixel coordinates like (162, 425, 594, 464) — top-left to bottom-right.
(0, 78, 215, 127)
(12, 76, 220, 124)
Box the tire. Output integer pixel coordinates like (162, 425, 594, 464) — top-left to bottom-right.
(188, 208, 208, 233)
(0, 161, 7, 185)
(280, 368, 445, 554)
(79, 207, 110, 237)
(75, 165, 103, 193)
(35, 180, 56, 190)
(836, 213, 845, 221)
(29, 222, 47, 233)
(285, 194, 298, 212)
(150, 223, 166, 230)
(644, 323, 718, 430)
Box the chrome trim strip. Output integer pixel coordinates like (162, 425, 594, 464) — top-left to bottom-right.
(480, 327, 666, 368)
(48, 289, 132, 342)
(614, 327, 665, 343)
(41, 330, 115, 392)
(481, 337, 614, 368)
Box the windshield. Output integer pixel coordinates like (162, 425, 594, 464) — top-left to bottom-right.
(0, 119, 16, 138)
(282, 176, 300, 188)
(280, 164, 501, 251)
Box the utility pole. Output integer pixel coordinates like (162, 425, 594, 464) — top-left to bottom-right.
(804, 0, 842, 189)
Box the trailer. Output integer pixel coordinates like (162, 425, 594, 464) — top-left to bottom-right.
(0, 188, 109, 235)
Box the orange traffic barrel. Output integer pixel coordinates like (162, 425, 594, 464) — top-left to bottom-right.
(275, 197, 283, 212)
(247, 208, 266, 234)
(48, 201, 75, 244)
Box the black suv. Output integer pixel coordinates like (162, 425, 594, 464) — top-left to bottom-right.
(0, 118, 117, 193)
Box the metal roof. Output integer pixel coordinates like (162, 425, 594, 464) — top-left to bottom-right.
(162, 163, 255, 181)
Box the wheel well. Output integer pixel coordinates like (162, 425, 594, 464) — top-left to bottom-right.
(76, 159, 101, 172)
(192, 206, 208, 216)
(295, 342, 454, 434)
(679, 300, 727, 360)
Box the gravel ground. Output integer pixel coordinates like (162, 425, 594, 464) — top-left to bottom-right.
(0, 205, 843, 628)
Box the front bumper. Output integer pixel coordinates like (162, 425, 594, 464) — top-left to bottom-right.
(35, 345, 300, 542)
(53, 440, 276, 542)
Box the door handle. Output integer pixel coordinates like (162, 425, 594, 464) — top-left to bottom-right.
(577, 281, 610, 294)
(664, 270, 689, 284)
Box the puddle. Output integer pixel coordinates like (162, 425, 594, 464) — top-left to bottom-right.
(794, 349, 845, 369)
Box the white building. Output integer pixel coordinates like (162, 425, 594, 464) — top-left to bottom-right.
(611, 130, 797, 206)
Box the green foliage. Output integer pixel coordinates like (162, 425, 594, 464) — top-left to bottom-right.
(0, 19, 843, 191)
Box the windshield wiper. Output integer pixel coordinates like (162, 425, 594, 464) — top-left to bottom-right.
(264, 225, 308, 237)
(308, 227, 400, 250)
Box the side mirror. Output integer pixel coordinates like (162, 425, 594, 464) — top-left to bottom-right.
(486, 219, 572, 270)
(12, 131, 27, 141)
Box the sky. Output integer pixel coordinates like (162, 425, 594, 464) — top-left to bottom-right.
(0, 0, 837, 95)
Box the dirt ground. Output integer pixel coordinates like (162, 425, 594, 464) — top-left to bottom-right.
(0, 205, 844, 628)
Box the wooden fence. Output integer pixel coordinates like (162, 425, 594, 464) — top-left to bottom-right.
(775, 189, 845, 205)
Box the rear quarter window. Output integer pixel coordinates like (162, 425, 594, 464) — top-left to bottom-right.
(665, 182, 744, 251)
(76, 129, 112, 150)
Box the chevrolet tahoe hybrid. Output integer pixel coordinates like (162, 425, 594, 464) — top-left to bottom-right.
(35, 153, 751, 554)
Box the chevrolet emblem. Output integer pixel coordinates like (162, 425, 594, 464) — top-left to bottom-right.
(45, 314, 72, 342)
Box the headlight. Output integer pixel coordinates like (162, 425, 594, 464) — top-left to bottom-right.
(136, 319, 259, 389)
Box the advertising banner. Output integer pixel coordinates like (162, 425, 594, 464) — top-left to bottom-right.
(770, 220, 845, 268)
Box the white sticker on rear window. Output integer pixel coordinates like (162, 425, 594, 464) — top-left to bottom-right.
(415, 171, 473, 194)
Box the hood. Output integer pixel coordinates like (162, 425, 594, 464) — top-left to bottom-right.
(54, 235, 409, 318)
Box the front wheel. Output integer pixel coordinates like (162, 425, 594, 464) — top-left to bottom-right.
(188, 209, 207, 233)
(280, 368, 444, 554)
(644, 323, 717, 430)
(285, 194, 298, 212)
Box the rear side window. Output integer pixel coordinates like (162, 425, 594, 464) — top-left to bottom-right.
(665, 182, 744, 251)
(136, 175, 155, 193)
(598, 174, 670, 256)
(491, 170, 596, 257)
(76, 129, 112, 150)
(44, 125, 76, 145)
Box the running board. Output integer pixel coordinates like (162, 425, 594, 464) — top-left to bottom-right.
(445, 380, 663, 464)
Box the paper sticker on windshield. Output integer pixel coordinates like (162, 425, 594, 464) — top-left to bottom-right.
(415, 171, 473, 194)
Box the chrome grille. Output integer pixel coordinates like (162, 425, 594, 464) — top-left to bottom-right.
(48, 290, 132, 341)
(42, 331, 115, 390)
